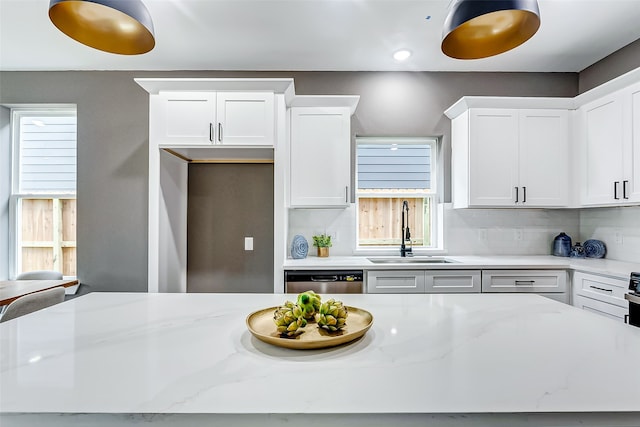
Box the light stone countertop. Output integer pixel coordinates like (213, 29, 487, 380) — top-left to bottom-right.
(284, 255, 640, 280)
(2, 292, 640, 426)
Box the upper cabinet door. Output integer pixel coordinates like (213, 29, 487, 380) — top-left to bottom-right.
(150, 92, 216, 145)
(625, 82, 640, 203)
(468, 109, 519, 206)
(581, 93, 625, 205)
(519, 109, 569, 207)
(290, 107, 351, 208)
(216, 92, 274, 145)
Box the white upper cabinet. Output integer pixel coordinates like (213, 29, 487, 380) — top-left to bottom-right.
(519, 109, 571, 206)
(216, 92, 274, 145)
(149, 91, 274, 146)
(580, 81, 640, 206)
(150, 92, 216, 145)
(468, 109, 519, 206)
(290, 107, 351, 208)
(452, 107, 569, 208)
(580, 92, 625, 205)
(630, 82, 640, 202)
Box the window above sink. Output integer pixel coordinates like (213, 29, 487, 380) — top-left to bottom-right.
(355, 136, 443, 254)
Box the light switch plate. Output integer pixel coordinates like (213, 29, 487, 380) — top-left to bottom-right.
(244, 237, 254, 251)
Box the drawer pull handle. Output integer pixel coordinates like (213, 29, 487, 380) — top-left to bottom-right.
(589, 285, 613, 293)
(515, 280, 535, 285)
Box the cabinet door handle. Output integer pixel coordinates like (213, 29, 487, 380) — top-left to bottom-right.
(589, 285, 613, 293)
(623, 180, 629, 199)
(515, 280, 535, 285)
(625, 314, 629, 324)
(345, 186, 349, 203)
(515, 187, 519, 203)
(614, 181, 620, 199)
(209, 123, 213, 142)
(218, 123, 223, 142)
(523, 186, 527, 203)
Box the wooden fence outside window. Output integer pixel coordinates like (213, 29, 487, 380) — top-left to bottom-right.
(20, 198, 76, 276)
(358, 197, 430, 246)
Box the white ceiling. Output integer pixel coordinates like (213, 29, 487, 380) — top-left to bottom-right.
(1, 0, 640, 72)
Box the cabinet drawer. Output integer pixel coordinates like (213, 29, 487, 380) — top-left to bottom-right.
(574, 294, 628, 322)
(425, 270, 481, 293)
(367, 270, 425, 294)
(482, 270, 567, 293)
(572, 271, 628, 308)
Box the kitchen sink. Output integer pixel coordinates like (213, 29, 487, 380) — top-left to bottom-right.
(367, 257, 456, 264)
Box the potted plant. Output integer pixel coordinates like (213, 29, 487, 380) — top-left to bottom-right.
(312, 234, 332, 257)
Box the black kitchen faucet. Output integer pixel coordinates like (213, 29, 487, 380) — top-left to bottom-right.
(400, 200, 413, 257)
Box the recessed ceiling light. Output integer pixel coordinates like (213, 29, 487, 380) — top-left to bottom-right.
(393, 49, 412, 61)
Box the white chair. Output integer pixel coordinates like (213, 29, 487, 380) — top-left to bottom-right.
(16, 270, 63, 280)
(0, 287, 66, 323)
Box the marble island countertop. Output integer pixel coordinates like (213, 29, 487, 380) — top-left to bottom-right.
(284, 255, 640, 280)
(2, 292, 640, 426)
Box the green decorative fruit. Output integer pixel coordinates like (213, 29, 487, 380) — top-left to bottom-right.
(273, 301, 307, 336)
(297, 290, 322, 320)
(316, 298, 348, 332)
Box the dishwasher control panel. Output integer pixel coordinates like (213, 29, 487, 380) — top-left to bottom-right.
(284, 270, 364, 294)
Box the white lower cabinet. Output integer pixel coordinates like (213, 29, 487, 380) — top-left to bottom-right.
(572, 271, 629, 322)
(367, 270, 425, 293)
(481, 270, 569, 303)
(367, 270, 481, 294)
(574, 294, 629, 322)
(425, 270, 481, 293)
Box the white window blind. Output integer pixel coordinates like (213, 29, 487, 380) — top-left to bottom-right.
(18, 114, 77, 193)
(357, 143, 431, 190)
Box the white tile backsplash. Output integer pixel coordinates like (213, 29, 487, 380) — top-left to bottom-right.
(287, 204, 582, 258)
(579, 206, 640, 263)
(444, 205, 580, 255)
(288, 206, 357, 256)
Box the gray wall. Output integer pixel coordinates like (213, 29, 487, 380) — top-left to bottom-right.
(579, 38, 640, 93)
(0, 70, 578, 292)
(0, 72, 150, 292)
(187, 163, 274, 293)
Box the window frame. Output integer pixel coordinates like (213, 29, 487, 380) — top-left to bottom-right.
(354, 136, 443, 255)
(9, 106, 77, 279)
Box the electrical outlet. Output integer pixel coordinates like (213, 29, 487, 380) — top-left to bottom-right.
(478, 228, 488, 241)
(615, 231, 623, 244)
(514, 229, 524, 241)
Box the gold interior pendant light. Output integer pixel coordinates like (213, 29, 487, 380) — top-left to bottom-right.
(442, 0, 540, 60)
(49, 0, 155, 55)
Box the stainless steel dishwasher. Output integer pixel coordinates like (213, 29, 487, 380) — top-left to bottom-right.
(284, 270, 364, 294)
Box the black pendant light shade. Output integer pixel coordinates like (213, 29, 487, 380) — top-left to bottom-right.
(49, 0, 155, 55)
(442, 0, 541, 60)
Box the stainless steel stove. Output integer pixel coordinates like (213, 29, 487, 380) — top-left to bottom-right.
(625, 272, 640, 327)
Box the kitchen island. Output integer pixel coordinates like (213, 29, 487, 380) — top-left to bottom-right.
(2, 292, 640, 426)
